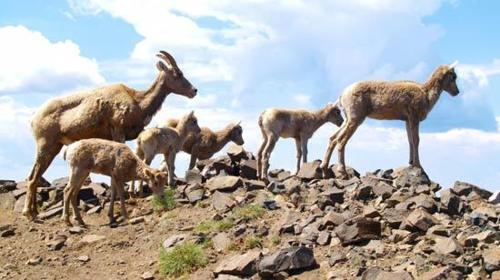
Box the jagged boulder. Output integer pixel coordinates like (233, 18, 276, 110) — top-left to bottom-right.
(258, 246, 316, 277)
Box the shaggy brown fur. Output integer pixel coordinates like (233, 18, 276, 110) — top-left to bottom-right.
(166, 119, 244, 169)
(134, 111, 201, 192)
(23, 51, 197, 220)
(256, 103, 344, 180)
(320, 63, 460, 177)
(63, 138, 167, 226)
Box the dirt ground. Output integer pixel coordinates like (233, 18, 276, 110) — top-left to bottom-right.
(0, 199, 328, 280)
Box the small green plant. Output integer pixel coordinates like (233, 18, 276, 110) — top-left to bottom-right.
(195, 218, 235, 234)
(271, 235, 281, 246)
(152, 188, 176, 211)
(159, 242, 208, 278)
(243, 235, 263, 250)
(233, 204, 265, 220)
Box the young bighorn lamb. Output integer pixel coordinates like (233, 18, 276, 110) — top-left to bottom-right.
(63, 138, 167, 226)
(320, 63, 460, 178)
(134, 111, 201, 193)
(257, 103, 344, 180)
(165, 119, 244, 169)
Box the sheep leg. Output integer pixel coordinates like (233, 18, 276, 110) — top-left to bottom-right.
(256, 136, 269, 179)
(188, 145, 199, 170)
(336, 119, 363, 178)
(405, 120, 415, 165)
(68, 169, 89, 226)
(294, 138, 302, 175)
(301, 138, 308, 163)
(108, 181, 117, 225)
(165, 152, 176, 187)
(320, 123, 345, 173)
(262, 134, 278, 180)
(24, 141, 62, 220)
(136, 155, 154, 197)
(115, 180, 128, 223)
(410, 121, 422, 168)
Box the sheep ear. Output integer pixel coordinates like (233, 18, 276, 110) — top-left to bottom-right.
(449, 60, 458, 70)
(144, 168, 154, 178)
(236, 121, 241, 126)
(188, 110, 195, 117)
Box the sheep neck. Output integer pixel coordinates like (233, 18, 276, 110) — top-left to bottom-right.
(214, 127, 234, 151)
(422, 68, 446, 113)
(137, 72, 170, 123)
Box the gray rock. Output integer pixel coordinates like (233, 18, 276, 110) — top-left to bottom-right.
(239, 159, 257, 180)
(205, 176, 243, 192)
(227, 145, 248, 163)
(402, 208, 437, 232)
(243, 179, 266, 191)
(316, 231, 331, 246)
(297, 160, 322, 180)
(213, 232, 232, 252)
(452, 181, 492, 200)
(38, 206, 63, 220)
(46, 235, 67, 251)
(140, 271, 154, 280)
(319, 211, 345, 230)
(129, 216, 145, 225)
(185, 183, 205, 203)
(335, 218, 381, 245)
(328, 252, 347, 266)
(258, 246, 316, 277)
(214, 250, 261, 277)
(26, 257, 42, 265)
(392, 166, 430, 188)
(432, 237, 463, 256)
(77, 255, 90, 263)
(439, 189, 463, 215)
(69, 226, 84, 234)
(483, 247, 500, 272)
(419, 266, 463, 280)
(361, 268, 413, 280)
(371, 181, 394, 199)
(212, 191, 236, 213)
(353, 184, 373, 200)
(0, 180, 16, 193)
(81, 234, 105, 244)
(162, 234, 188, 250)
(489, 191, 500, 204)
(317, 188, 344, 209)
(185, 169, 203, 184)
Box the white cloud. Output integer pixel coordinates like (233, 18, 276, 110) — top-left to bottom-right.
(293, 93, 312, 107)
(0, 25, 105, 94)
(458, 59, 500, 88)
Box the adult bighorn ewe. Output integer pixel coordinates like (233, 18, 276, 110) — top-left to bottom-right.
(63, 139, 167, 226)
(23, 51, 196, 220)
(321, 63, 460, 178)
(257, 103, 344, 180)
(165, 119, 244, 170)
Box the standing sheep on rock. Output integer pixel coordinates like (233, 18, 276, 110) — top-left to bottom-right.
(320, 63, 460, 178)
(257, 103, 344, 180)
(62, 139, 167, 226)
(23, 50, 196, 220)
(165, 119, 244, 170)
(133, 111, 201, 194)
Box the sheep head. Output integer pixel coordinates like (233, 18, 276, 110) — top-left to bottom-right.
(228, 121, 244, 145)
(442, 62, 460, 96)
(179, 111, 201, 135)
(156, 50, 197, 98)
(145, 168, 167, 198)
(326, 102, 344, 127)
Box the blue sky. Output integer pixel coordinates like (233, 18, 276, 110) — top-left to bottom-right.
(0, 0, 499, 191)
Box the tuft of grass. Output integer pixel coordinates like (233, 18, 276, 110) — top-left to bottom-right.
(152, 188, 176, 212)
(194, 204, 266, 234)
(271, 235, 281, 246)
(159, 242, 208, 278)
(195, 218, 235, 234)
(232, 204, 265, 220)
(243, 235, 263, 250)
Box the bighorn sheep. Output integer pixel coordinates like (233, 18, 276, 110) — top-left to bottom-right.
(257, 103, 344, 180)
(62, 138, 167, 226)
(165, 119, 244, 169)
(133, 111, 201, 193)
(320, 63, 460, 178)
(24, 50, 196, 220)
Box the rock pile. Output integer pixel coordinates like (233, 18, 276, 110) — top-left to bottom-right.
(1, 145, 499, 279)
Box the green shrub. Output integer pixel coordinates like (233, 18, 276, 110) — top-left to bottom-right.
(243, 235, 263, 250)
(232, 204, 265, 220)
(159, 242, 207, 277)
(152, 188, 176, 211)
